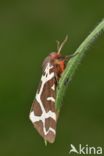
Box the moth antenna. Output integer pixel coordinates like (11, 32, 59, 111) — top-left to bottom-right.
(57, 35, 68, 54)
(56, 40, 60, 51)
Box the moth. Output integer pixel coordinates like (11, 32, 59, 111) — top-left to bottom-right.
(29, 36, 71, 143)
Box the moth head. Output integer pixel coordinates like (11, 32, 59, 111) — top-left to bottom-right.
(49, 35, 68, 60)
(49, 52, 66, 73)
(42, 35, 68, 70)
(49, 52, 61, 59)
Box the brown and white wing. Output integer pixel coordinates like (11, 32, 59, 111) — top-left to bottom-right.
(29, 62, 58, 143)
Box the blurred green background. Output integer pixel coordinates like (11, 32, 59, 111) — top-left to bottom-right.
(0, 0, 104, 156)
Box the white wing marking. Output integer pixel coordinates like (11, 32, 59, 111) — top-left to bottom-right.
(47, 97, 55, 102)
(29, 63, 56, 135)
(51, 84, 55, 90)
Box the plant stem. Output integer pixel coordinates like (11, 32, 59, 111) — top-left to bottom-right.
(55, 19, 104, 111)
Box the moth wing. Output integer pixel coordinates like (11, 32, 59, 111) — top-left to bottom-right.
(29, 77, 58, 143)
(41, 78, 58, 143)
(29, 100, 45, 140)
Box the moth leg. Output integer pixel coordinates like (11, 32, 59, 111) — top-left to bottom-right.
(69, 52, 79, 58)
(65, 52, 79, 62)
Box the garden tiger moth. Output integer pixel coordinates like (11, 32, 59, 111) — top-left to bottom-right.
(29, 36, 70, 143)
